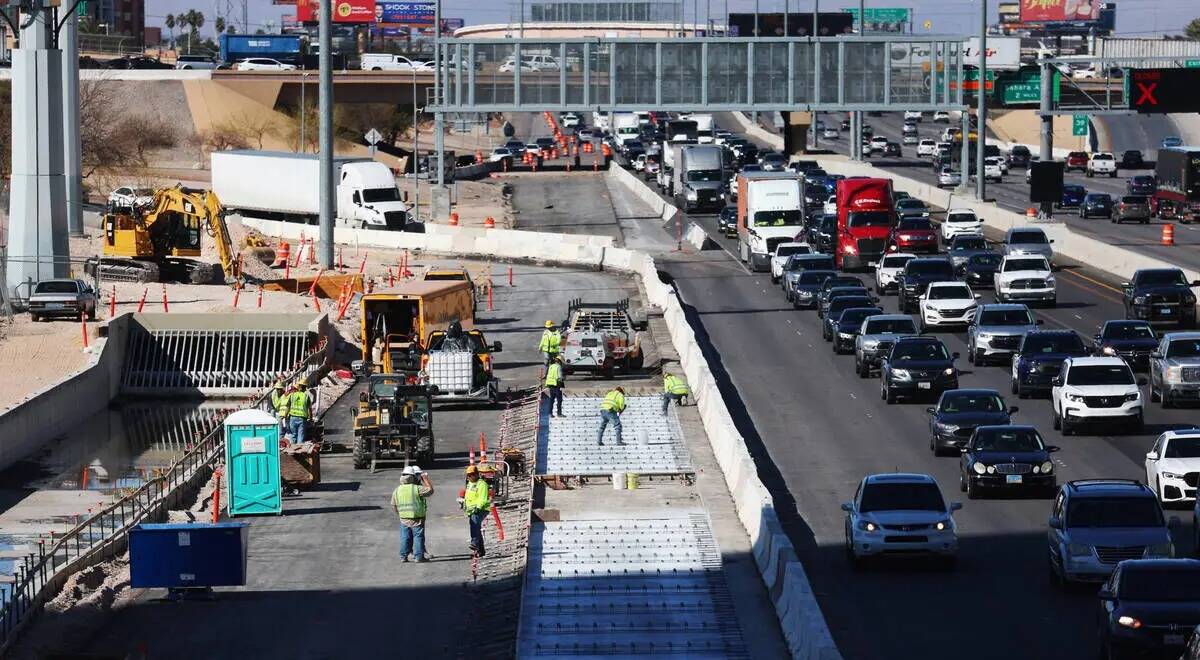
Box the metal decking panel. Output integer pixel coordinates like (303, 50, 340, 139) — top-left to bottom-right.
(517, 512, 747, 658)
(538, 396, 690, 475)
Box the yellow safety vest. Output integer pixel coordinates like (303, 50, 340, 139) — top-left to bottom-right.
(464, 480, 491, 514)
(391, 484, 427, 519)
(271, 391, 288, 416)
(600, 390, 626, 413)
(539, 330, 562, 354)
(288, 390, 311, 420)
(545, 363, 563, 387)
(664, 375, 689, 395)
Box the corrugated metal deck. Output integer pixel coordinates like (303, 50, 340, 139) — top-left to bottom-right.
(537, 396, 691, 476)
(517, 511, 748, 658)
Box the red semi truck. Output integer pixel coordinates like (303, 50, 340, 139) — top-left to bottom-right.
(835, 177, 896, 270)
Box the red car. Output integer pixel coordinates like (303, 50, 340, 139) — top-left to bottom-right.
(1065, 151, 1089, 173)
(888, 218, 939, 254)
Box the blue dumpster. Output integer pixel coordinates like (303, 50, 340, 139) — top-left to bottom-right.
(129, 522, 248, 590)
(223, 409, 282, 517)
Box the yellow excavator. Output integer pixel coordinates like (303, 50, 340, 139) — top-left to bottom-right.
(88, 185, 242, 284)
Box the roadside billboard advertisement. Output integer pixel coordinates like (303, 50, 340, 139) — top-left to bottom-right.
(377, 1, 435, 25)
(1019, 0, 1101, 24)
(297, 0, 374, 23)
(963, 36, 1021, 70)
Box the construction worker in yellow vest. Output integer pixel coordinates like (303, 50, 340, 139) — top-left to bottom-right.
(392, 465, 434, 562)
(662, 372, 689, 415)
(286, 381, 312, 445)
(539, 320, 562, 366)
(270, 381, 289, 430)
(544, 356, 565, 417)
(462, 465, 492, 557)
(597, 386, 626, 446)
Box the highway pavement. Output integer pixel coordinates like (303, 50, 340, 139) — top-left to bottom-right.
(658, 193, 1200, 659)
(810, 111, 1200, 272)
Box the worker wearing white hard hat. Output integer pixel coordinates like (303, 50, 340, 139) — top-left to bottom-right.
(392, 464, 434, 562)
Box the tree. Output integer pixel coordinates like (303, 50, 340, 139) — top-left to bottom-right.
(165, 13, 176, 47)
(214, 16, 225, 36)
(1186, 17, 1200, 40)
(79, 80, 178, 178)
(335, 103, 413, 148)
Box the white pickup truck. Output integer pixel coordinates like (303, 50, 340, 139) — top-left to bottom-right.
(995, 255, 1056, 307)
(1086, 152, 1118, 178)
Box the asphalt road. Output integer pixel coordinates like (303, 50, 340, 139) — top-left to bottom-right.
(812, 111, 1200, 272)
(657, 201, 1200, 659)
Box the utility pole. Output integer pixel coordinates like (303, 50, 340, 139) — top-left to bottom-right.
(413, 68, 420, 222)
(6, 0, 69, 294)
(318, 0, 334, 268)
(1038, 57, 1053, 161)
(435, 0, 444, 193)
(975, 0, 987, 200)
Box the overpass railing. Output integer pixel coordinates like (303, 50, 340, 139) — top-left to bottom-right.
(429, 35, 967, 113)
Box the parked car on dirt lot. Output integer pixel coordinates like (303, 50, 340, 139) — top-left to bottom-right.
(28, 278, 98, 321)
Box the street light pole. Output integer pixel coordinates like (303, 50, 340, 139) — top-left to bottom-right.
(975, 0, 988, 200)
(318, 0, 334, 267)
(412, 68, 419, 222)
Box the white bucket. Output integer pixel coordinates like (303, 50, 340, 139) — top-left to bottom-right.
(612, 471, 625, 490)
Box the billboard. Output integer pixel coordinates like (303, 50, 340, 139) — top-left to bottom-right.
(377, 1, 435, 25)
(998, 2, 1020, 22)
(297, 0, 375, 23)
(1019, 0, 1101, 24)
(962, 36, 1021, 70)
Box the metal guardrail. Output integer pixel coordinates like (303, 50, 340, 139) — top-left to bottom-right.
(0, 343, 328, 653)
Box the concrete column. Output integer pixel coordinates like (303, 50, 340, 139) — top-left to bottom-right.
(958, 110, 970, 193)
(62, 10, 83, 237)
(975, 0, 987, 201)
(6, 3, 68, 295)
(1039, 60, 1053, 161)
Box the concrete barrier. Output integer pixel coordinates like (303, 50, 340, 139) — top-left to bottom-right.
(605, 161, 683, 226)
(727, 112, 785, 150)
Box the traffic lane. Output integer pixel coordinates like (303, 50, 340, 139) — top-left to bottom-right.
(674, 212, 1200, 658)
(1096, 113, 1177, 154)
(663, 251, 1105, 660)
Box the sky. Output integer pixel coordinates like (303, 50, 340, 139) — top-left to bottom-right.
(146, 0, 1196, 40)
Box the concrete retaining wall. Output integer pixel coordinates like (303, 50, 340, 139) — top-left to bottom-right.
(605, 161, 682, 226)
(0, 316, 130, 472)
(259, 208, 841, 660)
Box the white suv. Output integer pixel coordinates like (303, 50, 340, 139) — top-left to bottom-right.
(1052, 356, 1144, 434)
(770, 242, 812, 283)
(916, 139, 937, 158)
(919, 281, 979, 332)
(1086, 152, 1118, 178)
(995, 255, 1056, 307)
(941, 209, 983, 243)
(1145, 430, 1200, 504)
(869, 136, 888, 153)
(875, 252, 917, 295)
(904, 110, 923, 122)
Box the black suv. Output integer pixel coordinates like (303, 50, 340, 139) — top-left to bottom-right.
(880, 336, 960, 403)
(958, 425, 1057, 498)
(927, 388, 1016, 456)
(898, 258, 957, 313)
(1011, 330, 1090, 398)
(816, 276, 866, 317)
(807, 213, 837, 254)
(822, 296, 877, 339)
(718, 205, 738, 237)
(1007, 145, 1032, 169)
(1098, 559, 1200, 659)
(1122, 268, 1200, 329)
(1127, 174, 1156, 196)
(1119, 149, 1146, 170)
(1092, 320, 1158, 371)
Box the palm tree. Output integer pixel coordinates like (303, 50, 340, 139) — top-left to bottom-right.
(165, 13, 175, 48)
(214, 16, 225, 36)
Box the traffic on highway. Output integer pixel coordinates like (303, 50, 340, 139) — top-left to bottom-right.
(565, 108, 1200, 659)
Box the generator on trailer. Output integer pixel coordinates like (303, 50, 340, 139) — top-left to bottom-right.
(560, 298, 647, 378)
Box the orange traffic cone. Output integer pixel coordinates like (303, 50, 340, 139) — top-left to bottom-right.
(1162, 223, 1175, 246)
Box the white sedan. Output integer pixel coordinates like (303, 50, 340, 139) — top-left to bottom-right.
(770, 242, 812, 283)
(937, 166, 961, 188)
(1145, 429, 1200, 504)
(916, 139, 937, 157)
(488, 147, 514, 163)
(108, 186, 155, 210)
(234, 57, 296, 71)
(822, 127, 839, 139)
(919, 281, 980, 331)
(823, 195, 837, 216)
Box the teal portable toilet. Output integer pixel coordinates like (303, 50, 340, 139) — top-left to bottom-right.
(223, 409, 282, 517)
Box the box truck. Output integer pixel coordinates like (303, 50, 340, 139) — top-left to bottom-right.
(692, 114, 716, 143)
(835, 178, 895, 270)
(736, 172, 805, 272)
(673, 145, 726, 212)
(612, 113, 642, 149)
(211, 150, 419, 231)
(1153, 147, 1200, 223)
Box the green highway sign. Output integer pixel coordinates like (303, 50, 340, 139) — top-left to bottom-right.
(1072, 114, 1088, 136)
(842, 7, 910, 23)
(1186, 60, 1200, 68)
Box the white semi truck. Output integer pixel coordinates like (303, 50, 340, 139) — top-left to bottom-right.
(692, 114, 716, 143)
(211, 150, 420, 231)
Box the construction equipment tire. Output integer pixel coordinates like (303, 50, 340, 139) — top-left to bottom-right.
(352, 437, 370, 469)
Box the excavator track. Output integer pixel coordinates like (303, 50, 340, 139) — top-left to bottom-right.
(85, 257, 160, 283)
